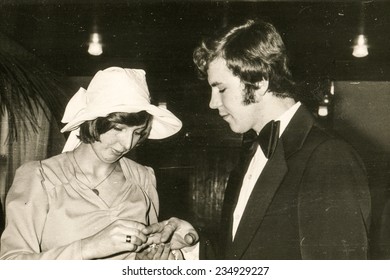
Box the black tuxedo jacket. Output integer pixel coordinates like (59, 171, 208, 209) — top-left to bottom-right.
(202, 105, 371, 260)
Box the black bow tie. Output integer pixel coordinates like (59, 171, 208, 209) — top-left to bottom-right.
(242, 120, 280, 159)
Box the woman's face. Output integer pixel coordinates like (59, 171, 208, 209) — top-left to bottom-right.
(91, 122, 151, 163)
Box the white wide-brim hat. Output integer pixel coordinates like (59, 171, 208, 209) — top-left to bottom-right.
(61, 67, 182, 152)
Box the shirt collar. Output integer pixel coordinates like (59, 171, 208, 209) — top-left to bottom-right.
(276, 101, 301, 137)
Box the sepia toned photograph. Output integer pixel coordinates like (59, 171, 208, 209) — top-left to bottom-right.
(0, 0, 389, 262)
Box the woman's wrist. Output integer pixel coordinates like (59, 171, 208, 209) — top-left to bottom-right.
(80, 237, 94, 260)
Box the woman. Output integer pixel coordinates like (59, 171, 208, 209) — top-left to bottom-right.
(0, 67, 182, 259)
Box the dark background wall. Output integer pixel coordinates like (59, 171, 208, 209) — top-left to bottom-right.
(333, 81, 390, 259)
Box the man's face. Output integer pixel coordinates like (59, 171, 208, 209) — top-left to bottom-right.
(207, 58, 263, 134)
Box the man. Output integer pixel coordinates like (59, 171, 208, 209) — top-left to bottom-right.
(144, 19, 371, 260)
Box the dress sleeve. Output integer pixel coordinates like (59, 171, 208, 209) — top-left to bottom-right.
(298, 139, 371, 259)
(144, 166, 159, 225)
(0, 161, 83, 260)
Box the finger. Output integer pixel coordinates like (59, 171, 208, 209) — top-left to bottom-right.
(135, 249, 149, 260)
(171, 249, 183, 260)
(184, 231, 199, 245)
(159, 223, 176, 243)
(142, 222, 166, 235)
(127, 229, 148, 244)
(153, 244, 165, 260)
(126, 235, 144, 246)
(118, 223, 148, 244)
(146, 234, 164, 246)
(160, 243, 171, 260)
(147, 247, 158, 259)
(136, 243, 149, 252)
(168, 252, 176, 260)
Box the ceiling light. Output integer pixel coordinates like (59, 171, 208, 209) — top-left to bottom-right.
(352, 2, 369, 58)
(88, 33, 103, 56)
(318, 105, 328, 117)
(352, 34, 368, 58)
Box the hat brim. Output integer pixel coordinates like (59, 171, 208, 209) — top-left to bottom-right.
(60, 104, 182, 139)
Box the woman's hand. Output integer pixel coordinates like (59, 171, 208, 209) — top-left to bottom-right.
(143, 217, 199, 250)
(81, 219, 147, 259)
(136, 243, 173, 260)
(136, 243, 184, 260)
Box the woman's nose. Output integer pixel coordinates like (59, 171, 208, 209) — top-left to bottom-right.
(209, 90, 222, 109)
(121, 131, 133, 151)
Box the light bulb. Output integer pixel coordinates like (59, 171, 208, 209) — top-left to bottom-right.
(318, 105, 328, 117)
(88, 32, 103, 56)
(353, 45, 368, 58)
(88, 42, 103, 56)
(91, 33, 100, 43)
(352, 34, 368, 58)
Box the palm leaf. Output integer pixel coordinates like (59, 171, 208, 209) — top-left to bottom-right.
(0, 51, 68, 143)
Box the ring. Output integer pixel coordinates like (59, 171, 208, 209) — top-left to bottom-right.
(125, 235, 132, 243)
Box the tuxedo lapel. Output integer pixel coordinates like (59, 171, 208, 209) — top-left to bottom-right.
(224, 105, 315, 259)
(281, 105, 315, 159)
(226, 140, 288, 259)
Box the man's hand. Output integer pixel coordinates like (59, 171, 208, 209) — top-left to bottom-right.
(143, 217, 199, 250)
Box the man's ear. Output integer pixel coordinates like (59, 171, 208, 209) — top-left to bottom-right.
(255, 79, 269, 97)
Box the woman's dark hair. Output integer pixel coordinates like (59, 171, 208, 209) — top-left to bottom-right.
(78, 111, 152, 144)
(193, 19, 296, 104)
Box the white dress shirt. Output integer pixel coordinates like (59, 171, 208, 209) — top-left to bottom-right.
(232, 102, 301, 240)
